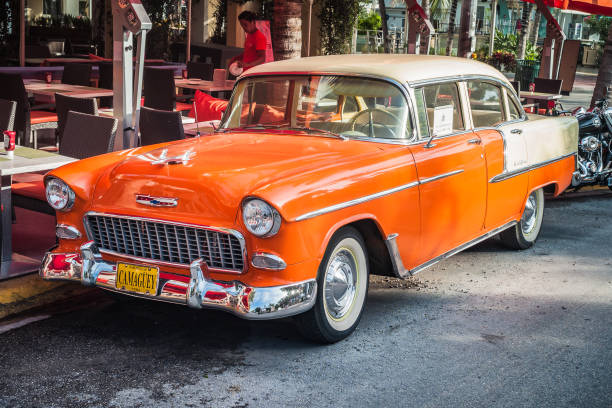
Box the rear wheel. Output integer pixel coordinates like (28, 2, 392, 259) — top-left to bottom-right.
(500, 188, 545, 249)
(295, 226, 369, 344)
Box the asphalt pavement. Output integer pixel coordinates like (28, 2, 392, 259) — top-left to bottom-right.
(0, 190, 610, 408)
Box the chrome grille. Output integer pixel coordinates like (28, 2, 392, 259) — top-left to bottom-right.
(85, 214, 244, 272)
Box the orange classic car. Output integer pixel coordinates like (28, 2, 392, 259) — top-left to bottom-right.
(41, 55, 578, 343)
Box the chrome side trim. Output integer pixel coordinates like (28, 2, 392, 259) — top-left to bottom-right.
(419, 169, 464, 185)
(384, 233, 410, 278)
(385, 221, 518, 278)
(489, 152, 576, 183)
(295, 169, 465, 221)
(82, 211, 247, 274)
(295, 180, 420, 222)
(42, 244, 317, 320)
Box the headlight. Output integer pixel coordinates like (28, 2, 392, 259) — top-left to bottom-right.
(45, 177, 75, 212)
(242, 198, 281, 237)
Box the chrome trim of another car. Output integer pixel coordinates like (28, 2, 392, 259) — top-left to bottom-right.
(295, 180, 420, 222)
(489, 152, 576, 183)
(41, 243, 317, 320)
(419, 169, 464, 185)
(82, 211, 247, 274)
(385, 221, 518, 278)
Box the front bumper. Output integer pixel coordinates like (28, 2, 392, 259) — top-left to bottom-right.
(40, 242, 317, 320)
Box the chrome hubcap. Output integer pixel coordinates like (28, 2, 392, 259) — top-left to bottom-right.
(324, 249, 357, 320)
(521, 193, 538, 234)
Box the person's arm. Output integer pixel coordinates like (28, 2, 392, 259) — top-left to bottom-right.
(229, 53, 244, 67)
(243, 50, 265, 70)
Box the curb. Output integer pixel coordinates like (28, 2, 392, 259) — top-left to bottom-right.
(0, 273, 93, 320)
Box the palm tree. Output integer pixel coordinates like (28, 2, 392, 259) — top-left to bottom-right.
(272, 0, 302, 61)
(379, 0, 391, 53)
(445, 0, 459, 56)
(591, 22, 612, 108)
(517, 3, 533, 60)
(419, 0, 430, 53)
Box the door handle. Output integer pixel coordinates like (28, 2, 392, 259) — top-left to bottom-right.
(510, 128, 523, 134)
(467, 138, 481, 144)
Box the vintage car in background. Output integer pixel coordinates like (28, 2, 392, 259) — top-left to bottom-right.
(41, 55, 578, 343)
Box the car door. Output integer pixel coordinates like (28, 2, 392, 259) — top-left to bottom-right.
(478, 84, 530, 229)
(410, 82, 487, 264)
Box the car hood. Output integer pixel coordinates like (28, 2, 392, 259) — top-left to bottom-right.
(90, 132, 407, 224)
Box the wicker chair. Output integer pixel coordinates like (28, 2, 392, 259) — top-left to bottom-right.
(12, 111, 118, 214)
(61, 63, 92, 86)
(143, 67, 191, 112)
(0, 73, 58, 148)
(187, 62, 213, 80)
(55, 93, 99, 147)
(139, 106, 185, 146)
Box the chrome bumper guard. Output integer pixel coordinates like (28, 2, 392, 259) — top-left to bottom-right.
(40, 242, 317, 320)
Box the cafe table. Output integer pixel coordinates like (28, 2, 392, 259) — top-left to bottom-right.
(98, 109, 196, 125)
(24, 81, 113, 101)
(183, 120, 219, 137)
(519, 91, 563, 105)
(0, 147, 76, 280)
(175, 78, 235, 93)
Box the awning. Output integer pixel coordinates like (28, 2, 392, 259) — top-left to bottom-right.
(523, 0, 612, 16)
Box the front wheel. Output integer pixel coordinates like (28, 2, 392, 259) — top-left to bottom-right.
(500, 188, 545, 249)
(295, 226, 369, 343)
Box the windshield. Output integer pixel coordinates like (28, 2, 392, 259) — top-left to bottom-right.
(219, 75, 412, 140)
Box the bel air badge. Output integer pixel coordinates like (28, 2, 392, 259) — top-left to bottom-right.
(135, 194, 178, 207)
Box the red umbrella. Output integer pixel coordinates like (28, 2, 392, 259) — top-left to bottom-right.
(523, 0, 612, 16)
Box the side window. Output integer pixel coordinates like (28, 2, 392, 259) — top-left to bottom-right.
(506, 92, 522, 121)
(421, 82, 464, 137)
(467, 81, 504, 128)
(343, 96, 358, 114)
(414, 88, 430, 138)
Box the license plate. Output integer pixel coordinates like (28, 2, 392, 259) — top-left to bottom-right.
(115, 263, 159, 295)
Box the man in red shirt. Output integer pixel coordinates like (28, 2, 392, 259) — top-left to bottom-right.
(229, 11, 267, 72)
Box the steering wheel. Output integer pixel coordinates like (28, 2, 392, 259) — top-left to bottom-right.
(349, 108, 399, 138)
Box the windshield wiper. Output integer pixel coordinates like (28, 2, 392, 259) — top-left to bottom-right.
(290, 126, 347, 140)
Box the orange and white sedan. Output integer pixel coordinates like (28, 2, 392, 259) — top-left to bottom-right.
(41, 55, 578, 343)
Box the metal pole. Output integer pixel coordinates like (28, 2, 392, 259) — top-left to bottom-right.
(132, 30, 147, 144)
(186, 0, 192, 62)
(113, 17, 134, 150)
(19, 0, 25, 67)
(305, 0, 313, 57)
(489, 0, 497, 57)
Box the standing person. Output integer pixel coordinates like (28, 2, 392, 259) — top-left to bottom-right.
(229, 11, 267, 72)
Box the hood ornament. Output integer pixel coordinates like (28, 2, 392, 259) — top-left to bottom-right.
(135, 194, 178, 207)
(139, 148, 195, 165)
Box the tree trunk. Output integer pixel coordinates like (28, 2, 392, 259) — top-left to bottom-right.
(530, 10, 541, 44)
(517, 3, 532, 60)
(445, 0, 459, 56)
(420, 0, 430, 54)
(378, 0, 391, 53)
(272, 0, 302, 61)
(591, 22, 612, 108)
(458, 0, 477, 58)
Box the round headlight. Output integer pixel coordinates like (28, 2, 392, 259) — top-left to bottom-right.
(242, 198, 281, 237)
(45, 177, 75, 212)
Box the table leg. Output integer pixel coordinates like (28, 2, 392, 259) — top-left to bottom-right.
(0, 175, 44, 280)
(1, 175, 13, 263)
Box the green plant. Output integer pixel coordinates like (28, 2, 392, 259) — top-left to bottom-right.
(492, 29, 540, 62)
(319, 0, 361, 54)
(584, 15, 612, 41)
(357, 10, 381, 31)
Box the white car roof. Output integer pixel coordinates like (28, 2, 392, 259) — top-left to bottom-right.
(243, 54, 511, 87)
